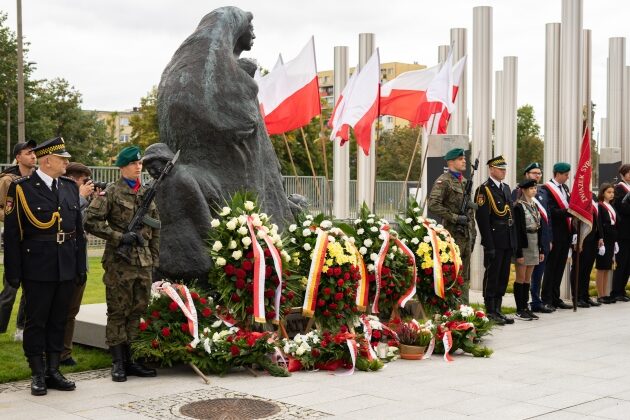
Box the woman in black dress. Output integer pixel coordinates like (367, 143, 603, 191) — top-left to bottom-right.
(596, 183, 618, 304)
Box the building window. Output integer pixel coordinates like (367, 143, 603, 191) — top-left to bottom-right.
(119, 134, 129, 142)
(120, 117, 129, 126)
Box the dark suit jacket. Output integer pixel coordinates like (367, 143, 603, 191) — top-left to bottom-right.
(541, 181, 572, 243)
(614, 183, 630, 240)
(475, 178, 516, 250)
(513, 202, 543, 259)
(598, 202, 618, 245)
(3, 172, 87, 282)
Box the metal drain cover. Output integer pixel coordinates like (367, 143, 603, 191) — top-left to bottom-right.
(179, 398, 281, 419)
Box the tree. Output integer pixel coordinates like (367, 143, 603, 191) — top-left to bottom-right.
(516, 104, 543, 177)
(129, 86, 159, 149)
(376, 125, 422, 181)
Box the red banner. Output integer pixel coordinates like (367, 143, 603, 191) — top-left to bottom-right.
(568, 126, 593, 249)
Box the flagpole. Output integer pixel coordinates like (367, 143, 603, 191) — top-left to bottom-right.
(372, 117, 382, 213)
(282, 133, 303, 195)
(300, 127, 322, 204)
(318, 116, 333, 215)
(414, 112, 439, 204)
(572, 221, 582, 312)
(399, 128, 422, 207)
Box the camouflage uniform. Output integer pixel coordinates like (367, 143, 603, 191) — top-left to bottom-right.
(85, 179, 159, 346)
(428, 171, 477, 303)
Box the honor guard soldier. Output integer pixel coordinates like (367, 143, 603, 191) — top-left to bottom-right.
(428, 147, 477, 303)
(3, 137, 87, 396)
(85, 146, 160, 382)
(540, 162, 574, 310)
(474, 155, 516, 325)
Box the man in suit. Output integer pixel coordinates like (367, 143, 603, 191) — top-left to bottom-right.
(3, 137, 87, 396)
(610, 164, 630, 301)
(474, 155, 516, 325)
(540, 162, 573, 310)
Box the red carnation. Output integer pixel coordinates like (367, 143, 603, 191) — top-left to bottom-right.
(327, 268, 334, 276)
(334, 292, 343, 301)
(328, 303, 338, 310)
(161, 327, 171, 337)
(475, 311, 486, 318)
(344, 272, 350, 280)
(457, 276, 464, 285)
(231, 293, 241, 302)
(235, 278, 246, 289)
(264, 248, 271, 258)
(235, 269, 246, 279)
(190, 292, 200, 300)
(323, 287, 331, 296)
(264, 289, 275, 298)
(424, 268, 433, 275)
(311, 348, 321, 357)
(224, 264, 235, 275)
(372, 330, 382, 339)
(287, 291, 295, 299)
(317, 299, 326, 307)
(181, 323, 189, 333)
(242, 260, 253, 271)
(139, 321, 148, 331)
(246, 251, 254, 259)
(199, 297, 208, 305)
(246, 283, 254, 292)
(266, 310, 276, 319)
(333, 267, 342, 276)
(151, 310, 160, 319)
(442, 264, 450, 273)
(169, 301, 179, 312)
(322, 310, 331, 317)
(280, 296, 287, 304)
(151, 339, 159, 349)
(340, 325, 348, 333)
(246, 306, 254, 314)
(382, 267, 391, 276)
(265, 266, 273, 277)
(202, 307, 212, 317)
(337, 279, 345, 287)
(335, 313, 343, 319)
(230, 345, 240, 356)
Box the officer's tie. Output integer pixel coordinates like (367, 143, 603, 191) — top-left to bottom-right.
(52, 179, 59, 201)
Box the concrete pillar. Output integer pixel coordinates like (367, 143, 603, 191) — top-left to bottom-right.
(544, 23, 561, 180)
(623, 66, 630, 163)
(356, 33, 376, 210)
(559, 0, 583, 301)
(438, 45, 449, 63)
(502, 57, 518, 189)
(601, 117, 608, 148)
(471, 6, 493, 293)
(333, 46, 350, 219)
(608, 37, 625, 150)
(582, 30, 592, 133)
(450, 28, 468, 135)
(494, 70, 503, 158)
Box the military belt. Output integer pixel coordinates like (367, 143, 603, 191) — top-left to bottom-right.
(24, 231, 77, 244)
(526, 228, 539, 233)
(492, 220, 514, 227)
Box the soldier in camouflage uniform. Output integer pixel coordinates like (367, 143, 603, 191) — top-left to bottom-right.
(85, 146, 159, 382)
(428, 148, 477, 303)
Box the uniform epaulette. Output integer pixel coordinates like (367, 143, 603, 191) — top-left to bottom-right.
(12, 175, 29, 184)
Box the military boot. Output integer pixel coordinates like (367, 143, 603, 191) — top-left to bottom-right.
(110, 344, 127, 382)
(27, 355, 47, 396)
(45, 353, 76, 391)
(485, 298, 505, 325)
(496, 297, 515, 324)
(124, 343, 156, 377)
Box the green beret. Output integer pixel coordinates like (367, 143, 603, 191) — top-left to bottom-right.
(553, 162, 571, 173)
(115, 146, 142, 167)
(444, 148, 465, 161)
(523, 162, 542, 174)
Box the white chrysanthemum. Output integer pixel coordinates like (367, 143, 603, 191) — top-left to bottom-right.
(357, 228, 365, 235)
(290, 237, 297, 244)
(328, 236, 336, 243)
(302, 228, 312, 237)
(368, 214, 376, 218)
(242, 237, 252, 247)
(257, 230, 266, 239)
(370, 253, 379, 262)
(219, 207, 231, 216)
(392, 245, 399, 253)
(423, 236, 431, 243)
(212, 241, 223, 252)
(210, 219, 220, 228)
(303, 243, 312, 251)
(232, 250, 242, 260)
(378, 233, 386, 240)
(367, 263, 375, 271)
(244, 201, 255, 211)
(215, 257, 226, 267)
(320, 220, 333, 229)
(237, 226, 248, 236)
(260, 213, 269, 221)
(388, 252, 395, 259)
(413, 207, 421, 213)
(370, 226, 378, 232)
(354, 219, 362, 225)
(212, 320, 222, 328)
(363, 238, 373, 247)
(359, 246, 367, 255)
(289, 224, 297, 233)
(367, 218, 375, 224)
(348, 236, 356, 244)
(281, 250, 290, 263)
(302, 220, 312, 227)
(295, 346, 306, 356)
(226, 220, 237, 231)
(228, 240, 237, 249)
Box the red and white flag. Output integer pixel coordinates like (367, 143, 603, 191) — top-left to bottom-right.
(417, 50, 454, 128)
(257, 38, 321, 135)
(430, 55, 467, 134)
(379, 63, 439, 124)
(568, 126, 593, 250)
(329, 49, 380, 155)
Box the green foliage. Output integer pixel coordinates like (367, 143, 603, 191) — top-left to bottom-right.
(516, 105, 544, 177)
(376, 126, 422, 181)
(129, 86, 160, 149)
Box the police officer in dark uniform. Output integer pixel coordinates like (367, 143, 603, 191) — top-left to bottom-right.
(474, 155, 516, 325)
(3, 137, 87, 396)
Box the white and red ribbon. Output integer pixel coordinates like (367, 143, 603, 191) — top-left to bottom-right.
(334, 339, 358, 376)
(533, 197, 549, 224)
(258, 230, 283, 324)
(154, 281, 199, 348)
(423, 337, 435, 360)
(247, 216, 266, 323)
(601, 201, 617, 225)
(545, 181, 572, 231)
(442, 331, 454, 363)
(393, 236, 417, 308)
(359, 315, 378, 360)
(618, 182, 630, 193)
(373, 226, 391, 313)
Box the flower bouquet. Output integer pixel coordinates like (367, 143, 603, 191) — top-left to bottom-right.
(351, 204, 418, 319)
(389, 319, 434, 360)
(132, 281, 289, 377)
(434, 305, 493, 358)
(354, 315, 399, 362)
(286, 213, 364, 331)
(396, 200, 464, 315)
(208, 192, 299, 327)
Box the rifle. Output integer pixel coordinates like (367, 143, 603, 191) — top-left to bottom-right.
(455, 150, 481, 235)
(116, 150, 180, 263)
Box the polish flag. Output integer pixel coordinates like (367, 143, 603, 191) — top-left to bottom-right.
(257, 38, 321, 135)
(379, 63, 439, 124)
(327, 68, 359, 143)
(254, 54, 283, 83)
(417, 50, 454, 127)
(329, 49, 380, 155)
(568, 126, 593, 250)
(430, 55, 467, 134)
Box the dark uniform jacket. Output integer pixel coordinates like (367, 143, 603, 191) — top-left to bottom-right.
(474, 178, 516, 250)
(614, 182, 630, 240)
(513, 201, 543, 258)
(3, 172, 87, 282)
(541, 181, 573, 242)
(512, 187, 553, 255)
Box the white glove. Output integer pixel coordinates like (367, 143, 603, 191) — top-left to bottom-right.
(572, 234, 577, 245)
(598, 246, 606, 256)
(614, 242, 619, 255)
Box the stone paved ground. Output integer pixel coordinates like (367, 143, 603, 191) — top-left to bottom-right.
(2, 301, 630, 419)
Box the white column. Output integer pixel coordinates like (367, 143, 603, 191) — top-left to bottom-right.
(471, 6, 493, 293)
(582, 30, 592, 134)
(494, 70, 503, 157)
(559, 0, 583, 301)
(450, 28, 468, 135)
(438, 45, 449, 63)
(623, 66, 630, 163)
(601, 117, 608, 147)
(544, 23, 561, 180)
(607, 37, 625, 150)
(333, 46, 350, 219)
(356, 33, 376, 210)
(502, 56, 518, 189)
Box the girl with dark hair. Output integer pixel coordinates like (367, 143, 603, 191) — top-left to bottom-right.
(596, 183, 618, 304)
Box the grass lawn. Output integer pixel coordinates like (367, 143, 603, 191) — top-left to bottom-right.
(0, 257, 111, 384)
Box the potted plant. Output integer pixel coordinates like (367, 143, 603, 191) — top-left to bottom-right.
(392, 320, 432, 360)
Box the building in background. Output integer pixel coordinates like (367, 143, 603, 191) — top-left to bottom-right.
(93, 109, 140, 164)
(317, 61, 426, 130)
